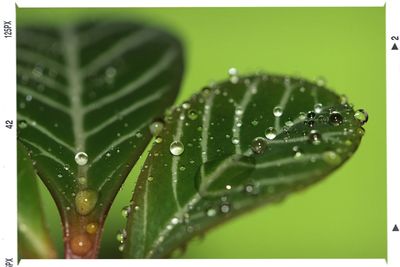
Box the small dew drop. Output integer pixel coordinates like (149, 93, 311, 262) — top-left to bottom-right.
(171, 217, 179, 225)
(206, 208, 217, 217)
(265, 127, 277, 140)
(155, 136, 163, 143)
(201, 86, 211, 96)
(292, 146, 303, 158)
(228, 68, 239, 84)
(74, 152, 88, 166)
(285, 120, 294, 127)
(323, 151, 342, 165)
(307, 111, 316, 119)
(118, 244, 125, 252)
(273, 106, 283, 117)
(299, 112, 307, 120)
(316, 76, 326, 86)
(149, 120, 164, 136)
(231, 137, 239, 145)
(235, 107, 243, 116)
(245, 184, 254, 193)
(314, 103, 323, 113)
(188, 109, 198, 120)
(182, 102, 191, 109)
(308, 130, 322, 145)
(354, 109, 368, 125)
(121, 206, 131, 218)
(251, 137, 267, 155)
(86, 223, 98, 234)
(170, 141, 184, 156)
(220, 203, 231, 214)
(18, 120, 28, 129)
(116, 229, 127, 243)
(329, 111, 343, 126)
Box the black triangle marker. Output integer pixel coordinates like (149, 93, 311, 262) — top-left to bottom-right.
(393, 224, 399, 231)
(392, 43, 398, 50)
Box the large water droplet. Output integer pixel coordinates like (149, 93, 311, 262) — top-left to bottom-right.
(70, 234, 92, 256)
(170, 141, 184, 156)
(354, 109, 368, 125)
(75, 190, 98, 215)
(273, 106, 283, 117)
(149, 120, 164, 136)
(329, 111, 343, 126)
(75, 152, 88, 166)
(265, 127, 277, 140)
(308, 130, 322, 145)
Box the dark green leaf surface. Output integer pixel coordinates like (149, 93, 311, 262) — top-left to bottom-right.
(124, 73, 367, 258)
(18, 142, 57, 259)
(17, 21, 183, 258)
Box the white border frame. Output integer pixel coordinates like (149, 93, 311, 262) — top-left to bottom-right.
(1, 1, 397, 266)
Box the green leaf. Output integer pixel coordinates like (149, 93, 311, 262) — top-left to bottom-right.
(16, 21, 184, 258)
(18, 142, 58, 259)
(124, 73, 367, 258)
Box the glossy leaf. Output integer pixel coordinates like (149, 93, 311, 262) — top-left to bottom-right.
(124, 73, 367, 258)
(18, 142, 58, 259)
(16, 21, 184, 258)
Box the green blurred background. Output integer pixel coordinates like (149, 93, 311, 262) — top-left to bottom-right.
(17, 7, 386, 258)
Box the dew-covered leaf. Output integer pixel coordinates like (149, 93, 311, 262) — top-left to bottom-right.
(16, 21, 183, 258)
(18, 142, 58, 259)
(124, 73, 367, 258)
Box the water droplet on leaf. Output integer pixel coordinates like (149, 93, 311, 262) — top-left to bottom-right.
(206, 208, 217, 217)
(188, 109, 198, 120)
(265, 127, 277, 140)
(231, 137, 239, 145)
(323, 151, 341, 165)
(273, 106, 283, 117)
(149, 120, 164, 136)
(354, 109, 368, 125)
(314, 103, 323, 113)
(308, 130, 322, 145)
(86, 223, 98, 234)
(121, 206, 131, 218)
(220, 203, 231, 213)
(329, 111, 343, 126)
(251, 137, 267, 154)
(75, 190, 98, 215)
(70, 234, 92, 256)
(170, 141, 184, 156)
(75, 152, 88, 166)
